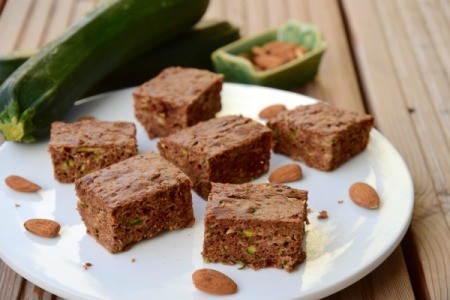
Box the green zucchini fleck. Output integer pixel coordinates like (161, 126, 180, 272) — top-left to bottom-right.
(127, 219, 143, 226)
(246, 246, 257, 255)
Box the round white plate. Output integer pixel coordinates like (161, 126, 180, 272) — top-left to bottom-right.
(0, 83, 413, 300)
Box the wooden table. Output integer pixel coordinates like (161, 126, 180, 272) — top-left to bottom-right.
(0, 0, 448, 299)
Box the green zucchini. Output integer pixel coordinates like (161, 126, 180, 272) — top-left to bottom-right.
(0, 0, 209, 142)
(0, 20, 240, 95)
(0, 50, 36, 86)
(89, 19, 240, 95)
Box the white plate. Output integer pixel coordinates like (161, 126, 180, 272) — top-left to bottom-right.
(0, 83, 413, 300)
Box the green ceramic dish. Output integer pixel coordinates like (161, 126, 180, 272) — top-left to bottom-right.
(212, 20, 327, 89)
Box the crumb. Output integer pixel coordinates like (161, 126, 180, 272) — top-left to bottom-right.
(307, 208, 312, 213)
(131, 258, 136, 263)
(83, 262, 92, 270)
(317, 210, 328, 219)
(15, 203, 20, 208)
(338, 200, 344, 204)
(77, 116, 96, 122)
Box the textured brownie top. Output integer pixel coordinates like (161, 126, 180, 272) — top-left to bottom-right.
(268, 103, 373, 134)
(159, 116, 271, 157)
(133, 67, 223, 106)
(206, 183, 307, 222)
(75, 152, 191, 207)
(49, 120, 136, 147)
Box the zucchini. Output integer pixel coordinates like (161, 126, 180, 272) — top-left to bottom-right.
(0, 20, 240, 95)
(0, 0, 209, 142)
(0, 50, 36, 86)
(88, 19, 240, 95)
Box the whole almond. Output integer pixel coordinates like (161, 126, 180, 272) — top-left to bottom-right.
(5, 175, 41, 192)
(192, 269, 237, 295)
(349, 182, 380, 209)
(269, 164, 303, 184)
(258, 104, 287, 119)
(24, 219, 61, 238)
(254, 54, 285, 70)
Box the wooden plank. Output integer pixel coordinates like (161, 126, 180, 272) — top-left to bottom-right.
(300, 0, 365, 112)
(417, 0, 450, 73)
(224, 0, 248, 35)
(341, 0, 450, 298)
(376, 0, 450, 224)
(244, 0, 269, 35)
(19, 281, 55, 300)
(16, 0, 54, 50)
(325, 248, 414, 299)
(42, 0, 76, 45)
(0, 260, 24, 299)
(266, 0, 289, 28)
(397, 0, 450, 148)
(70, 0, 96, 25)
(0, 0, 7, 15)
(0, 0, 33, 54)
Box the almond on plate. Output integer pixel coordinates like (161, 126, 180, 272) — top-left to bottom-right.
(269, 164, 303, 184)
(24, 219, 61, 238)
(192, 269, 237, 295)
(5, 175, 41, 192)
(258, 104, 287, 119)
(349, 182, 380, 209)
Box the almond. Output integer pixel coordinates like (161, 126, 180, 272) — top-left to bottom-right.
(5, 175, 41, 192)
(258, 104, 287, 119)
(192, 269, 237, 295)
(254, 54, 285, 70)
(24, 219, 61, 238)
(269, 164, 303, 184)
(349, 182, 380, 209)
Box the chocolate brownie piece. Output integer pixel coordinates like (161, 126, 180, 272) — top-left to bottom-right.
(75, 152, 194, 253)
(157, 116, 272, 199)
(267, 103, 374, 171)
(133, 67, 223, 138)
(48, 120, 137, 183)
(202, 183, 308, 272)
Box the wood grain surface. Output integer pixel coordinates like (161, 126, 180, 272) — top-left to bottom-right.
(0, 0, 448, 299)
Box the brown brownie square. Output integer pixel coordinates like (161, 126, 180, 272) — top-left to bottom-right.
(202, 183, 308, 272)
(75, 152, 194, 253)
(267, 103, 374, 171)
(157, 115, 272, 199)
(48, 120, 137, 183)
(133, 67, 223, 138)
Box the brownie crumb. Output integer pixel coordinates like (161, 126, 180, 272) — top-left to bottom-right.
(131, 258, 136, 263)
(77, 116, 96, 122)
(317, 210, 328, 219)
(83, 262, 92, 270)
(307, 208, 312, 213)
(338, 200, 344, 204)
